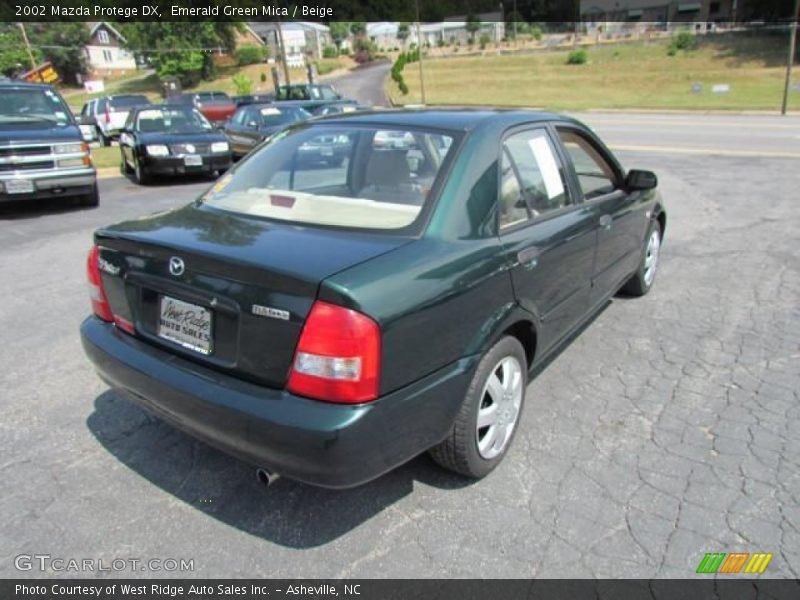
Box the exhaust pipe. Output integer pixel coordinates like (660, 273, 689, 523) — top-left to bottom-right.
(255, 467, 281, 487)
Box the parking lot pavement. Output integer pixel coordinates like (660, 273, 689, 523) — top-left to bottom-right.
(1, 151, 798, 579)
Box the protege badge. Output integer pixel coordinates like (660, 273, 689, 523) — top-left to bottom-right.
(252, 305, 290, 321)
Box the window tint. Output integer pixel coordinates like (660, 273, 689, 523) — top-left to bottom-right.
(498, 129, 571, 229)
(557, 129, 618, 199)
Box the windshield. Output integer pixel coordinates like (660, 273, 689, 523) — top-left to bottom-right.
(258, 106, 310, 126)
(137, 108, 213, 133)
(0, 88, 73, 128)
(203, 124, 457, 231)
(109, 95, 148, 109)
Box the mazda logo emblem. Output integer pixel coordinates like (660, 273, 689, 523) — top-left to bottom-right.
(169, 257, 185, 276)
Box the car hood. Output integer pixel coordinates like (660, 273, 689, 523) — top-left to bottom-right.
(137, 131, 227, 145)
(0, 124, 83, 145)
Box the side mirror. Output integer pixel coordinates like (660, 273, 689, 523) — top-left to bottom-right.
(625, 169, 657, 191)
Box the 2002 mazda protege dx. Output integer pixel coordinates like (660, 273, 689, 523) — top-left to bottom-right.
(81, 109, 665, 488)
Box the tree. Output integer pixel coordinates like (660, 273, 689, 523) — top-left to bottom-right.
(27, 24, 90, 84)
(397, 22, 411, 48)
(329, 22, 350, 51)
(0, 25, 40, 77)
(349, 22, 367, 38)
(466, 14, 481, 45)
(121, 23, 237, 87)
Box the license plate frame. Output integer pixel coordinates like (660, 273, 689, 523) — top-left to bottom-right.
(157, 295, 213, 355)
(5, 179, 35, 194)
(183, 155, 203, 167)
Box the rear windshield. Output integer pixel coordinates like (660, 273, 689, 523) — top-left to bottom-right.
(0, 88, 73, 128)
(203, 124, 457, 231)
(196, 92, 231, 104)
(109, 95, 148, 108)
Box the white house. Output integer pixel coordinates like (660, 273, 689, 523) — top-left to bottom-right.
(84, 22, 137, 77)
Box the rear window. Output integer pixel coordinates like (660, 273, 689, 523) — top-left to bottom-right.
(203, 124, 457, 231)
(109, 95, 148, 108)
(258, 106, 309, 126)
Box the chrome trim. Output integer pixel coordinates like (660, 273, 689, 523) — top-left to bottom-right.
(0, 167, 95, 182)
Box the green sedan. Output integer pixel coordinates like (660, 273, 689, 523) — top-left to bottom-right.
(81, 109, 665, 488)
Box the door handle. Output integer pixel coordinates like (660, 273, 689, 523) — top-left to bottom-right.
(517, 247, 541, 270)
(599, 214, 613, 230)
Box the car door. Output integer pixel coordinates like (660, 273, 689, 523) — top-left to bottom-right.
(497, 126, 597, 355)
(118, 111, 137, 167)
(555, 126, 645, 305)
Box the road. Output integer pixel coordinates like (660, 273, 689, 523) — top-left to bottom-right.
(328, 61, 392, 107)
(1, 112, 799, 578)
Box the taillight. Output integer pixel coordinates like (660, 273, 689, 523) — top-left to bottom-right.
(287, 301, 380, 404)
(86, 245, 113, 322)
(104, 107, 110, 123)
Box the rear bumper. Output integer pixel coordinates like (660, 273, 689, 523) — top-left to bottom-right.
(0, 168, 96, 203)
(80, 318, 475, 488)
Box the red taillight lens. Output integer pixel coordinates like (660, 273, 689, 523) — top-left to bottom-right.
(287, 301, 380, 404)
(86, 245, 113, 322)
(104, 108, 110, 123)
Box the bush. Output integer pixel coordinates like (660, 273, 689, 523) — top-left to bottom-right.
(673, 30, 697, 51)
(531, 26, 543, 41)
(232, 73, 254, 95)
(237, 44, 266, 66)
(566, 49, 588, 65)
(398, 80, 409, 95)
(260, 72, 267, 83)
(479, 33, 491, 49)
(322, 45, 338, 59)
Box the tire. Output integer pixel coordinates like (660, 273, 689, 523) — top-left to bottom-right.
(133, 158, 151, 185)
(78, 185, 99, 208)
(621, 219, 662, 297)
(97, 128, 110, 147)
(430, 336, 527, 478)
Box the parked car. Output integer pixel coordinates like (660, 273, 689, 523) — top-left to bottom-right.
(81, 94, 149, 146)
(166, 92, 237, 127)
(311, 102, 371, 117)
(273, 83, 356, 113)
(0, 80, 98, 207)
(232, 93, 275, 107)
(81, 110, 665, 488)
(118, 105, 232, 184)
(224, 103, 310, 159)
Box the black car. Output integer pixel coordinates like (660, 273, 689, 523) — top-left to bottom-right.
(119, 105, 232, 184)
(0, 80, 98, 207)
(224, 103, 310, 159)
(273, 83, 357, 113)
(82, 110, 665, 488)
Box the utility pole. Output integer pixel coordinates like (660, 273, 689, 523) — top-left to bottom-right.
(513, 0, 518, 45)
(415, 0, 426, 105)
(18, 23, 37, 71)
(275, 16, 290, 87)
(782, 0, 799, 115)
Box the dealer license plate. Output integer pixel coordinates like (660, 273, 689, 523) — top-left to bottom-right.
(6, 179, 34, 194)
(157, 296, 212, 355)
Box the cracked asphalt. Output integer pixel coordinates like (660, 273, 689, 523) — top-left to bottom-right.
(1, 117, 799, 579)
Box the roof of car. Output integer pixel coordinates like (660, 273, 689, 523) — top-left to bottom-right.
(307, 108, 579, 132)
(0, 79, 55, 90)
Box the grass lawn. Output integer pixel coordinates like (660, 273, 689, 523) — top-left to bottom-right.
(89, 146, 122, 170)
(387, 33, 799, 111)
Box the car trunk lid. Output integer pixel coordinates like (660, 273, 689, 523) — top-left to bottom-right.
(95, 204, 409, 388)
